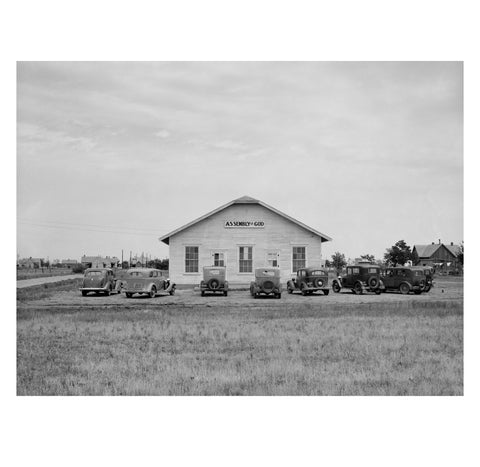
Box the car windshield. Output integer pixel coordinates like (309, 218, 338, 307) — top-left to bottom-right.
(257, 270, 276, 277)
(368, 268, 379, 274)
(86, 271, 103, 277)
(414, 271, 424, 276)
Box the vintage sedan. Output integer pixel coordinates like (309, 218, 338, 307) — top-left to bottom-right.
(250, 267, 282, 299)
(381, 266, 427, 294)
(200, 266, 228, 296)
(332, 263, 383, 295)
(123, 268, 175, 298)
(287, 267, 330, 296)
(80, 268, 121, 296)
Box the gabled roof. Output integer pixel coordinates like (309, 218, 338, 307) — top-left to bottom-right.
(413, 244, 441, 258)
(445, 244, 462, 257)
(159, 195, 332, 245)
(414, 243, 462, 258)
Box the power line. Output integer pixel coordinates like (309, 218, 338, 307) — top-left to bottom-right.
(17, 217, 168, 233)
(18, 221, 162, 237)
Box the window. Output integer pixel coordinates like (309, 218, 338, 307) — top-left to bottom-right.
(266, 251, 279, 267)
(185, 246, 199, 273)
(239, 246, 253, 273)
(292, 247, 306, 272)
(352, 267, 360, 274)
(368, 268, 378, 274)
(213, 252, 225, 267)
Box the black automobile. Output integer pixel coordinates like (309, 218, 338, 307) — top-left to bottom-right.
(332, 264, 383, 295)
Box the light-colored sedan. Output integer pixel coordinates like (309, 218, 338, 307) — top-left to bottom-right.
(123, 268, 175, 298)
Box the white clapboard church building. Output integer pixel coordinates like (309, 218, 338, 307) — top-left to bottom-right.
(159, 196, 331, 285)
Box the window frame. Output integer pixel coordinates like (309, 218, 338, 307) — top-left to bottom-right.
(184, 245, 200, 274)
(292, 246, 307, 273)
(238, 245, 253, 274)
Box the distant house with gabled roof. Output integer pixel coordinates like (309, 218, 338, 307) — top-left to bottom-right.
(413, 241, 462, 274)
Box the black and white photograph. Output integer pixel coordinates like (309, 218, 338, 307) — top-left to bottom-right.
(16, 61, 463, 396)
(4, 1, 478, 466)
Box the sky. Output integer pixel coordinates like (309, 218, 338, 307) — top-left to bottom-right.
(17, 61, 463, 262)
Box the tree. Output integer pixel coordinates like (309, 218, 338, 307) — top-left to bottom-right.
(384, 240, 413, 266)
(457, 241, 464, 266)
(146, 258, 169, 270)
(360, 254, 376, 263)
(331, 252, 347, 272)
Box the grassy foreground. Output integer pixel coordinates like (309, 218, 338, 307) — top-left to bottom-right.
(17, 301, 463, 396)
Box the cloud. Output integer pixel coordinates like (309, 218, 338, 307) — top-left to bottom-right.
(154, 129, 170, 138)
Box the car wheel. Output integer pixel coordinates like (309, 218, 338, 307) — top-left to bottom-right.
(301, 283, 308, 296)
(254, 292, 258, 299)
(81, 291, 87, 297)
(169, 286, 175, 296)
(354, 282, 363, 295)
(149, 286, 157, 298)
(399, 283, 410, 295)
(375, 289, 381, 295)
(323, 289, 329, 296)
(368, 276, 379, 289)
(224, 291, 228, 296)
(277, 293, 282, 299)
(414, 290, 422, 295)
(208, 278, 219, 290)
(332, 281, 341, 293)
(201, 290, 205, 297)
(126, 292, 132, 298)
(424, 285, 431, 293)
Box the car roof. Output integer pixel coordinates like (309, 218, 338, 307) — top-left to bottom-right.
(85, 268, 112, 272)
(300, 267, 326, 273)
(203, 266, 225, 270)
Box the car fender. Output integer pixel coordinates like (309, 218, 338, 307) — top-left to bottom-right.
(165, 281, 176, 293)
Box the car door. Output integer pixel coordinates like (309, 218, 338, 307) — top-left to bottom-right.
(343, 267, 353, 287)
(383, 268, 395, 289)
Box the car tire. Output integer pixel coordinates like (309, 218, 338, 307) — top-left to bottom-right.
(276, 293, 281, 299)
(424, 285, 431, 293)
(332, 281, 341, 293)
(414, 290, 422, 295)
(301, 283, 308, 296)
(126, 292, 133, 298)
(323, 289, 329, 296)
(208, 278, 219, 290)
(201, 290, 205, 297)
(224, 291, 228, 297)
(399, 283, 410, 295)
(375, 289, 381, 295)
(169, 286, 175, 296)
(368, 276, 379, 289)
(81, 291, 87, 297)
(354, 282, 363, 295)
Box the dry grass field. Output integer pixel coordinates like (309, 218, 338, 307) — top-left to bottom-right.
(17, 277, 463, 396)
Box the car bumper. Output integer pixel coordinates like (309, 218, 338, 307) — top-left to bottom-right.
(79, 285, 110, 292)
